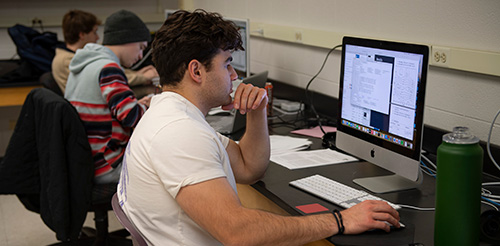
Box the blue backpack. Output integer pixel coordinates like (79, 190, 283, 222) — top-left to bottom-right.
(8, 24, 65, 73)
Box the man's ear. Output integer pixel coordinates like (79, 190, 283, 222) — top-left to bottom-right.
(188, 59, 203, 84)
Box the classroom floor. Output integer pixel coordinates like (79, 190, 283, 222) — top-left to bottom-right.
(0, 194, 125, 246)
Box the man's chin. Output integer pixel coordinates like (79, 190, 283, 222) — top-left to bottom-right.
(220, 96, 233, 110)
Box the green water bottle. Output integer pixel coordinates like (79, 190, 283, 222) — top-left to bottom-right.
(435, 126, 483, 245)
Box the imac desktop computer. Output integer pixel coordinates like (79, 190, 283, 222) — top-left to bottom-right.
(165, 9, 250, 78)
(164, 8, 178, 19)
(221, 17, 250, 78)
(336, 36, 429, 193)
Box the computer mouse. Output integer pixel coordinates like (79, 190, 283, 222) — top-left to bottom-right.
(368, 221, 405, 232)
(386, 220, 406, 230)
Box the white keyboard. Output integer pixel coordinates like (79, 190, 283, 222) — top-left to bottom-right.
(290, 174, 401, 210)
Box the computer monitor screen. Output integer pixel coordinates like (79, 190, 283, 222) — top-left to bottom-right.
(224, 17, 250, 78)
(336, 36, 429, 193)
(164, 9, 178, 19)
(164, 10, 250, 78)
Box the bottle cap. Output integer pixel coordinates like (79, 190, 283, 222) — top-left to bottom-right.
(442, 126, 479, 144)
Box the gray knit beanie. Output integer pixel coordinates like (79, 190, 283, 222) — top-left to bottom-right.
(102, 10, 151, 45)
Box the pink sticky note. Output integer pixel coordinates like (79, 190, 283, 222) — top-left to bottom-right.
(296, 203, 329, 214)
(291, 126, 337, 139)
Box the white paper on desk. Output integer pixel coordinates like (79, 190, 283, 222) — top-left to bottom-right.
(270, 135, 312, 156)
(270, 149, 358, 170)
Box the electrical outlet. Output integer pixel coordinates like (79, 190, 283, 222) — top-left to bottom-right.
(294, 30, 303, 43)
(432, 46, 451, 67)
(255, 28, 264, 36)
(32, 17, 42, 24)
(253, 25, 264, 36)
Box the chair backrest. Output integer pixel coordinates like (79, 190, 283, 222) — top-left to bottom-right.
(39, 71, 63, 96)
(0, 88, 94, 240)
(111, 193, 148, 246)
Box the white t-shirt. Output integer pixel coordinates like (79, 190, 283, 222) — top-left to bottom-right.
(117, 92, 236, 246)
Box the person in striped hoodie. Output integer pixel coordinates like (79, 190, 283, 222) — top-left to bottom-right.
(65, 10, 152, 184)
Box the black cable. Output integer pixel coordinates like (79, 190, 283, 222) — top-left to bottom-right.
(304, 44, 342, 134)
(268, 113, 307, 130)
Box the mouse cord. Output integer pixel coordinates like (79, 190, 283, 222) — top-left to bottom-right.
(395, 204, 435, 211)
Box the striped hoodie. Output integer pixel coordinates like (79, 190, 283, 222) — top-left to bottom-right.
(65, 43, 147, 179)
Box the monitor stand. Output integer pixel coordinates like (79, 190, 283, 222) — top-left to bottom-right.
(353, 170, 423, 194)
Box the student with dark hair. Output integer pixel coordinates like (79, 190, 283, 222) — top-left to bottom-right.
(65, 10, 152, 184)
(117, 9, 401, 245)
(52, 9, 157, 97)
(52, 10, 101, 92)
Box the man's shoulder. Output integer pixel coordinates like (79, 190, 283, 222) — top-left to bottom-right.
(70, 44, 119, 70)
(55, 47, 73, 54)
(53, 48, 74, 62)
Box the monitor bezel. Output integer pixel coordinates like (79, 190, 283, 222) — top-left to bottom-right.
(164, 9, 178, 19)
(223, 17, 251, 78)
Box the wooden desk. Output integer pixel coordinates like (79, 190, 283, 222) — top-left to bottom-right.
(237, 184, 333, 246)
(0, 85, 40, 107)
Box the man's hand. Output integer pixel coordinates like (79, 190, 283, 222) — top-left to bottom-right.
(137, 95, 152, 108)
(222, 83, 267, 114)
(341, 200, 401, 234)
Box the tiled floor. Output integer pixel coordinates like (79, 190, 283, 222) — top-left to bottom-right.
(0, 194, 125, 246)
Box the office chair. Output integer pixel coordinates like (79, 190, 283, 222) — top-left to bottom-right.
(0, 88, 131, 245)
(111, 193, 148, 246)
(39, 71, 63, 96)
(50, 183, 133, 246)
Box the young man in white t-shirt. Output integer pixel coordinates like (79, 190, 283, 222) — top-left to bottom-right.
(117, 9, 401, 246)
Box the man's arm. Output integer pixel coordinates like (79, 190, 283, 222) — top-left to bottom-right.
(225, 83, 270, 184)
(176, 177, 401, 246)
(124, 65, 159, 86)
(99, 63, 149, 128)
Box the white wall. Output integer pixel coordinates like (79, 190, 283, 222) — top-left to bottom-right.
(0, 0, 498, 146)
(185, 0, 500, 146)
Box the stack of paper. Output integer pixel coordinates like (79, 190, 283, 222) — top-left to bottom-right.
(270, 149, 358, 170)
(269, 135, 358, 170)
(270, 135, 312, 156)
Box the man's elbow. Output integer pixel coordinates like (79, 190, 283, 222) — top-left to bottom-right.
(250, 171, 266, 184)
(238, 168, 267, 185)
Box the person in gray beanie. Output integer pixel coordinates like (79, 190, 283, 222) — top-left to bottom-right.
(102, 9, 151, 45)
(64, 9, 152, 184)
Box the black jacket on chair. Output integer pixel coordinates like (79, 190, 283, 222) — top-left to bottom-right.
(0, 88, 94, 241)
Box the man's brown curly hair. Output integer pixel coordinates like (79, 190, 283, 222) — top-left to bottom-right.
(152, 9, 244, 86)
